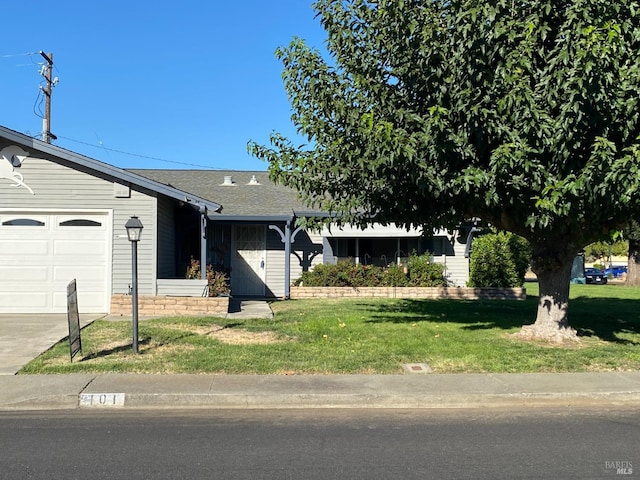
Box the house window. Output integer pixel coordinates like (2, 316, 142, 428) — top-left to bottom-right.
(59, 219, 102, 227)
(1, 218, 45, 226)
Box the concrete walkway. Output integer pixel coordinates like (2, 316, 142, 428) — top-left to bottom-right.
(226, 298, 274, 320)
(0, 314, 104, 375)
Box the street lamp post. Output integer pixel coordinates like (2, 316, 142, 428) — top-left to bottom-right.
(125, 216, 144, 354)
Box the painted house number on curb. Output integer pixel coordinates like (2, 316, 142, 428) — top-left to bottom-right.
(79, 393, 125, 407)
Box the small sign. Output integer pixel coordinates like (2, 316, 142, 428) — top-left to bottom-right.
(67, 279, 82, 361)
(79, 393, 126, 408)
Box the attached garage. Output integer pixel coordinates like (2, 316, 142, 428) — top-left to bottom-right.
(0, 211, 111, 313)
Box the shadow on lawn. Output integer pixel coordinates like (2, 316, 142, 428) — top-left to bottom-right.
(365, 295, 640, 344)
(80, 322, 244, 361)
(80, 338, 151, 361)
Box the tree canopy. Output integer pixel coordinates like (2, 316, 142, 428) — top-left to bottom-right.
(250, 0, 640, 341)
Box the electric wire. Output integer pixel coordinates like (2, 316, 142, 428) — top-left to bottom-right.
(32, 89, 45, 119)
(5, 52, 216, 170)
(0, 52, 38, 58)
(55, 135, 221, 169)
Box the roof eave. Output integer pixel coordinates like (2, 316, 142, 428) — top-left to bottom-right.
(0, 125, 221, 213)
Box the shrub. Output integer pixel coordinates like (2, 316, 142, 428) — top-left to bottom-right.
(293, 253, 446, 287)
(468, 232, 530, 288)
(186, 257, 231, 296)
(406, 252, 446, 287)
(507, 233, 532, 283)
(294, 261, 383, 287)
(380, 263, 409, 287)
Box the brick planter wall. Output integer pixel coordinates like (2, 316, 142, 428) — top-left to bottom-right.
(290, 286, 526, 300)
(111, 294, 230, 316)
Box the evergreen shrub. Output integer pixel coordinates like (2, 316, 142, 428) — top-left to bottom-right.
(468, 232, 530, 288)
(293, 254, 446, 287)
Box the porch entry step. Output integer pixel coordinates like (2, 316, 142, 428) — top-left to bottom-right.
(226, 300, 273, 320)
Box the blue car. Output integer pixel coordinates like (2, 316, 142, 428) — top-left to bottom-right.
(584, 268, 608, 284)
(605, 266, 627, 278)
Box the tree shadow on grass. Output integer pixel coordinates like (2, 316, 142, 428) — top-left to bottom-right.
(364, 295, 640, 344)
(569, 296, 640, 345)
(80, 321, 247, 360)
(80, 337, 152, 361)
(364, 298, 536, 330)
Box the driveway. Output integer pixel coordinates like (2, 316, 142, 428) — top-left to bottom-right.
(0, 314, 104, 375)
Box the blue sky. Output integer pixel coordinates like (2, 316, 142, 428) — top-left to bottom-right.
(0, 1, 327, 170)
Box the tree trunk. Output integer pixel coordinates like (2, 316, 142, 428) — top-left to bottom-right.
(516, 247, 579, 342)
(626, 236, 640, 286)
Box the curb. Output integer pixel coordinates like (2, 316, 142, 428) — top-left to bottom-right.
(74, 392, 640, 411)
(2, 373, 640, 411)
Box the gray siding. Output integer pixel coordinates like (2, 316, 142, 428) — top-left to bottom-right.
(0, 153, 158, 298)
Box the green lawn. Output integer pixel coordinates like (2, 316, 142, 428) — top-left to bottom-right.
(20, 282, 640, 374)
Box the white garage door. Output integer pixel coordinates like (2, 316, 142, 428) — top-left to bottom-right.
(0, 212, 110, 313)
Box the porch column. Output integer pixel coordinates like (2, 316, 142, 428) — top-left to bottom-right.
(284, 220, 291, 298)
(269, 218, 302, 299)
(200, 207, 207, 281)
(355, 238, 360, 264)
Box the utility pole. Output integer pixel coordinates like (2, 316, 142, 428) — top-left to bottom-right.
(39, 51, 55, 143)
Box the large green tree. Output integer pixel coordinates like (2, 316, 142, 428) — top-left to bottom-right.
(250, 0, 640, 341)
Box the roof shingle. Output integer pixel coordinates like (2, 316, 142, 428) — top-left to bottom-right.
(129, 169, 313, 218)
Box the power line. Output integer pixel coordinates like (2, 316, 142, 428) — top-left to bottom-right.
(56, 135, 221, 169)
(0, 52, 38, 58)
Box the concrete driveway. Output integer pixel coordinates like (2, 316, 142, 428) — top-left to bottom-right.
(0, 314, 104, 375)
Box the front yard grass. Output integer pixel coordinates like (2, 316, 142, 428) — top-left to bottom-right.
(20, 283, 640, 374)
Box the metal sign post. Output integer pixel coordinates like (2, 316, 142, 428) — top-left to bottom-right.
(67, 279, 82, 361)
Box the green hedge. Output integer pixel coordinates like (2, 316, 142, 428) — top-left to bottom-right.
(468, 232, 530, 288)
(293, 254, 446, 287)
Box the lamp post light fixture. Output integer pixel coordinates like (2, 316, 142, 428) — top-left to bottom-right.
(125, 216, 144, 353)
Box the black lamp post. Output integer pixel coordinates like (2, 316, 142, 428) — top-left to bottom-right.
(125, 216, 143, 353)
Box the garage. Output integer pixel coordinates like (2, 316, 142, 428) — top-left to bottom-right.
(0, 212, 111, 313)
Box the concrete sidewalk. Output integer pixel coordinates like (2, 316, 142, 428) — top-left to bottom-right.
(1, 372, 639, 411)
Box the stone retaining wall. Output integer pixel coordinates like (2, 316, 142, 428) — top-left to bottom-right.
(290, 286, 526, 300)
(111, 294, 229, 316)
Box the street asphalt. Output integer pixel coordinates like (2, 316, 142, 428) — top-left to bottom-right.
(1, 301, 640, 411)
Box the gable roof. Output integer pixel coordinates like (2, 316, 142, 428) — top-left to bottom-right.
(0, 125, 221, 213)
(129, 169, 320, 221)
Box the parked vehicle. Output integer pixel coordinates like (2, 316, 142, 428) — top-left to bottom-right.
(584, 267, 608, 284)
(604, 266, 627, 278)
